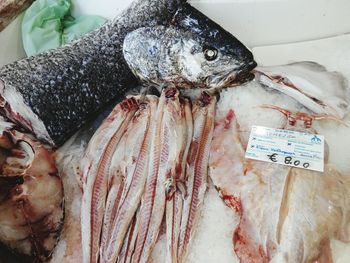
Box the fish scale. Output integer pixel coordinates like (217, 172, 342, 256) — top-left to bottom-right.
(0, 0, 186, 147)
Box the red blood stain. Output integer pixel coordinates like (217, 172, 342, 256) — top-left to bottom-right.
(224, 109, 235, 129)
(199, 92, 212, 106)
(165, 87, 177, 98)
(233, 226, 270, 263)
(222, 194, 242, 215)
(120, 97, 138, 111)
(187, 140, 199, 165)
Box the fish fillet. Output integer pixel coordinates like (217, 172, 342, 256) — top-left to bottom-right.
(165, 97, 193, 263)
(101, 95, 158, 263)
(177, 93, 216, 262)
(81, 98, 138, 263)
(117, 208, 141, 263)
(99, 130, 128, 259)
(132, 88, 186, 263)
(209, 108, 350, 263)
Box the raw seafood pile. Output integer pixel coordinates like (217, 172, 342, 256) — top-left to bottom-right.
(77, 61, 350, 263)
(1, 0, 350, 261)
(210, 109, 350, 262)
(0, 0, 192, 260)
(209, 63, 350, 262)
(0, 117, 64, 261)
(81, 88, 215, 263)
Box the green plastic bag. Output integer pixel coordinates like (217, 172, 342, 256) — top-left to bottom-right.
(22, 0, 106, 56)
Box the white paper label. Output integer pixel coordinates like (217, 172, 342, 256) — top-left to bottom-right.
(245, 126, 324, 172)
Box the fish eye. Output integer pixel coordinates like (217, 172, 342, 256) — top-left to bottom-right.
(203, 47, 218, 61)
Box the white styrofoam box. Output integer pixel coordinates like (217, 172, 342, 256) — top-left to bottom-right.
(0, 15, 26, 67)
(190, 0, 350, 47)
(72, 0, 350, 47)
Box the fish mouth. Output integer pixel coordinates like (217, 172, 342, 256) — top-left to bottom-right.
(207, 60, 257, 88)
(235, 60, 257, 83)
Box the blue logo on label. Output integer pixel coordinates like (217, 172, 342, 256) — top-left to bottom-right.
(311, 135, 321, 143)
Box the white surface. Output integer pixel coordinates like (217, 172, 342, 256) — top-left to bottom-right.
(190, 0, 350, 47)
(245, 126, 325, 172)
(0, 14, 26, 67)
(72, 0, 350, 47)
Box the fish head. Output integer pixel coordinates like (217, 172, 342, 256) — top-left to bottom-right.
(123, 3, 256, 89)
(175, 35, 256, 89)
(171, 3, 257, 88)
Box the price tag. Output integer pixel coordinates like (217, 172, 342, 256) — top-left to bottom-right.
(245, 126, 324, 172)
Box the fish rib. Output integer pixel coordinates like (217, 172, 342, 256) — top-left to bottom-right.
(101, 96, 158, 263)
(117, 207, 141, 263)
(132, 88, 185, 263)
(165, 98, 193, 263)
(81, 98, 138, 263)
(99, 138, 127, 259)
(178, 93, 216, 262)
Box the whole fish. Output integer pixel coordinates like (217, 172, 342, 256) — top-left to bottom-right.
(123, 3, 256, 90)
(0, 0, 186, 146)
(255, 62, 349, 119)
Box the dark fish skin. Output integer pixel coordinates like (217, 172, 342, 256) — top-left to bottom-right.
(0, 0, 186, 147)
(171, 3, 257, 80)
(123, 3, 257, 90)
